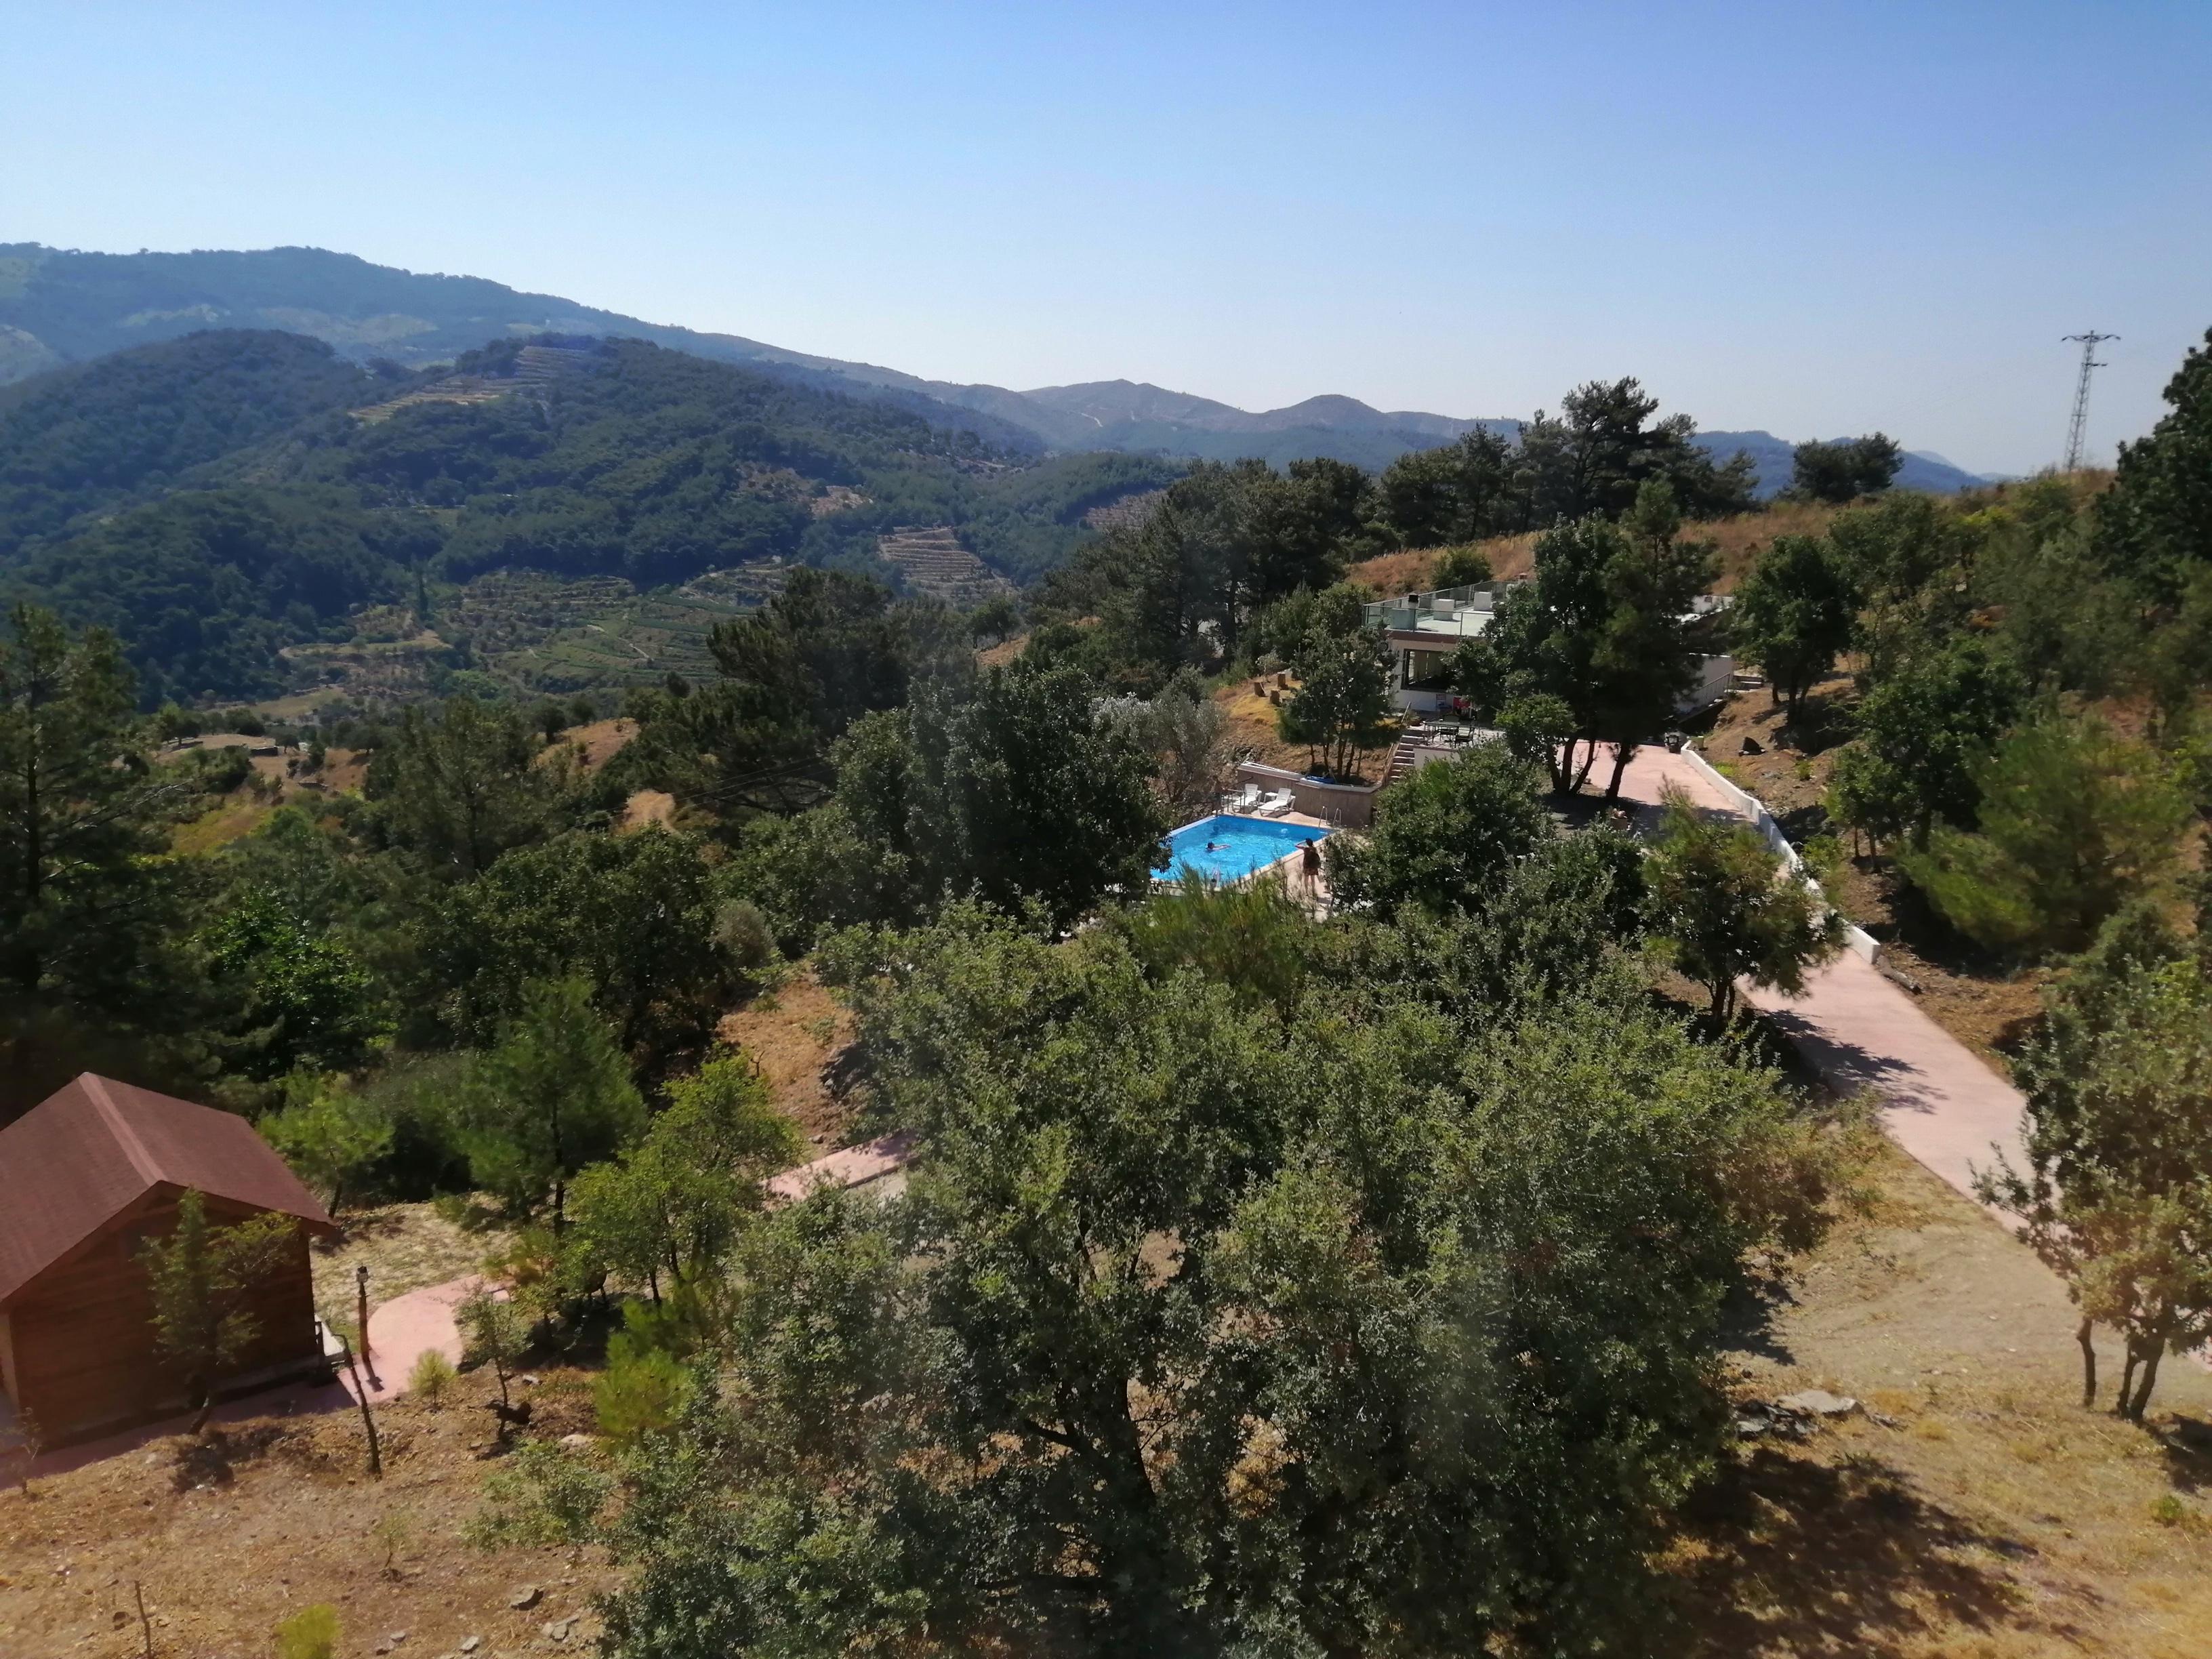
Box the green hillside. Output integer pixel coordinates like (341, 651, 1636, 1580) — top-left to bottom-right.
(0, 329, 388, 555)
(0, 331, 1177, 703)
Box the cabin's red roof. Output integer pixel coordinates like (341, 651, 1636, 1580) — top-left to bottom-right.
(0, 1073, 334, 1305)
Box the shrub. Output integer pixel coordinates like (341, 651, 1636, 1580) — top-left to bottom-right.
(1900, 715, 2192, 955)
(407, 1348, 457, 1408)
(274, 1604, 340, 1659)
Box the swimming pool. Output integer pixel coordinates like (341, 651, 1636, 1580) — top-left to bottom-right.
(1157, 814, 1327, 885)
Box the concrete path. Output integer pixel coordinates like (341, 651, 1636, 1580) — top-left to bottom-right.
(1609, 744, 2030, 1207)
(768, 1131, 917, 1203)
(336, 1273, 485, 1404)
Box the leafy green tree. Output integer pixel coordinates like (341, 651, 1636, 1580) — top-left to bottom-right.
(1246, 581, 1367, 670)
(1825, 492, 1977, 682)
(1790, 434, 1902, 503)
(1900, 716, 2192, 954)
(364, 695, 573, 878)
(1059, 461, 1372, 682)
(1111, 873, 1316, 1015)
(1103, 676, 1236, 819)
(2098, 325, 2212, 605)
(1731, 533, 1862, 712)
(1826, 637, 2023, 850)
(1429, 543, 1492, 588)
(556, 908, 1841, 1657)
(837, 659, 1167, 930)
(260, 1076, 394, 1213)
(1376, 428, 1519, 547)
(412, 825, 737, 1073)
(1326, 741, 1555, 918)
(1643, 790, 1845, 1021)
(593, 1300, 695, 1443)
(138, 1189, 298, 1431)
(1979, 918, 2212, 1419)
(457, 1284, 529, 1410)
(619, 570, 975, 821)
(1462, 489, 1714, 798)
(562, 1054, 800, 1300)
(0, 603, 185, 1008)
(967, 592, 1020, 645)
(457, 977, 647, 1231)
(1515, 377, 1758, 526)
(1586, 481, 1719, 798)
(202, 888, 384, 1080)
(1275, 626, 1395, 779)
(1495, 691, 1576, 770)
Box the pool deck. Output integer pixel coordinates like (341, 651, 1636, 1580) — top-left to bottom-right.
(1245, 811, 1336, 912)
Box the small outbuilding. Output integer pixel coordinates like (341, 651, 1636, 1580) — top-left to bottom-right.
(0, 1073, 335, 1446)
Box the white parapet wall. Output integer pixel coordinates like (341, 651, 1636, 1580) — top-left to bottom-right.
(1673, 747, 1882, 964)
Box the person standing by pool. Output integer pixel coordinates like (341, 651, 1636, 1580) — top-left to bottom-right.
(1298, 838, 1321, 893)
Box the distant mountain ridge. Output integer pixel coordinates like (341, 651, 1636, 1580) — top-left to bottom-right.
(0, 243, 1998, 489)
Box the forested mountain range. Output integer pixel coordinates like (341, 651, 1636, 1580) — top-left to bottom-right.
(0, 328, 1176, 702)
(1, 243, 1996, 484)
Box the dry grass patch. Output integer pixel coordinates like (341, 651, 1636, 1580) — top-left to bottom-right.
(718, 973, 859, 1149)
(309, 1202, 512, 1336)
(1662, 1142, 2212, 1656)
(560, 718, 636, 772)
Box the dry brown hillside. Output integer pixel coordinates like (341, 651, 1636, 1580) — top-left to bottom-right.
(1349, 500, 1849, 598)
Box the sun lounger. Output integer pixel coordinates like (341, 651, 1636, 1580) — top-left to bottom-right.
(1255, 790, 1294, 817)
(1227, 782, 1262, 812)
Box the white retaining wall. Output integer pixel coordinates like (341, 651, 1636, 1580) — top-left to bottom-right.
(1675, 747, 1882, 964)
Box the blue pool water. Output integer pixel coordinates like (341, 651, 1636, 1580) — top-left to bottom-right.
(1158, 814, 1327, 885)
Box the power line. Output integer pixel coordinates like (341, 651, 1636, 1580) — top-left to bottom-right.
(2061, 331, 2118, 472)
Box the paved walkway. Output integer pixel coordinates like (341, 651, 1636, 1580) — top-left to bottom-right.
(336, 1273, 486, 1404)
(1610, 745, 2030, 1208)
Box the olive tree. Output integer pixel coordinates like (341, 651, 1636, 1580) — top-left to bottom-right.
(1643, 790, 1845, 1021)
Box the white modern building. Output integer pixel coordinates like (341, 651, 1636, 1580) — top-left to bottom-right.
(1362, 581, 1735, 717)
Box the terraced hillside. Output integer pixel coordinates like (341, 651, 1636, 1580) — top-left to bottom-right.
(452, 569, 769, 693)
(352, 339, 598, 423)
(878, 525, 1015, 607)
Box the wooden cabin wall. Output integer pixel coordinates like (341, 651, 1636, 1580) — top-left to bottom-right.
(1, 1191, 320, 1442)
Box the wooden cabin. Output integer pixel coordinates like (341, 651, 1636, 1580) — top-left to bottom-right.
(0, 1073, 336, 1446)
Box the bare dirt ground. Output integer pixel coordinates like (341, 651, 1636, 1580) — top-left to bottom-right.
(1666, 1139, 2212, 1658)
(617, 789, 676, 832)
(717, 973, 857, 1149)
(0, 1374, 614, 1659)
(560, 718, 636, 773)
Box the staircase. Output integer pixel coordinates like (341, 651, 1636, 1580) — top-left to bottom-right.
(1383, 737, 1420, 787)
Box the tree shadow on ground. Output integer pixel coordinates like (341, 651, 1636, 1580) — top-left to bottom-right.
(1662, 1448, 2083, 1657)
(2151, 1414, 2212, 1496)
(1778, 688, 1853, 756)
(1717, 1274, 1800, 1367)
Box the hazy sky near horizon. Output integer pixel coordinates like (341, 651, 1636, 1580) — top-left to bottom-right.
(9, 2, 2209, 474)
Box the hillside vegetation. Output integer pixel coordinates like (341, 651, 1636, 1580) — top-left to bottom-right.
(0, 331, 1177, 701)
(0, 328, 387, 555)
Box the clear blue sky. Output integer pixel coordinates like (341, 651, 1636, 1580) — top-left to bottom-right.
(9, 2, 2209, 474)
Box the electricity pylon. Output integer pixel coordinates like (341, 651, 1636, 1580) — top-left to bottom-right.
(2062, 332, 2118, 472)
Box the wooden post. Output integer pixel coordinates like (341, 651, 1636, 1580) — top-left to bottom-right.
(356, 1264, 375, 1385)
